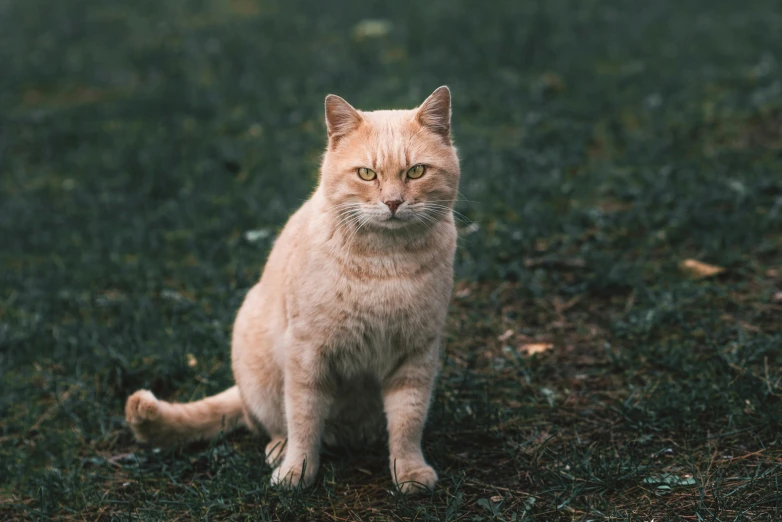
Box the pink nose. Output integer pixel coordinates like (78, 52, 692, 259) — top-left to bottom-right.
(384, 199, 403, 214)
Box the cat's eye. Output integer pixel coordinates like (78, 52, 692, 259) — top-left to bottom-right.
(357, 167, 376, 181)
(407, 165, 426, 179)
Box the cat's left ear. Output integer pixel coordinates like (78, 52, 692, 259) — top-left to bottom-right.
(415, 86, 451, 140)
(325, 94, 363, 146)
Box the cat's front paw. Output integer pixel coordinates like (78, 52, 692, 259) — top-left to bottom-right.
(392, 461, 438, 494)
(270, 456, 318, 489)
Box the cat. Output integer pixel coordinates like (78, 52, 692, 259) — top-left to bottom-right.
(125, 86, 460, 494)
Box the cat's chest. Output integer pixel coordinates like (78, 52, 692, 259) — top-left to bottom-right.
(335, 256, 449, 321)
(321, 276, 439, 378)
(292, 255, 451, 373)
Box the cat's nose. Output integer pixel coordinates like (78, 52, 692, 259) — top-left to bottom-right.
(384, 199, 403, 214)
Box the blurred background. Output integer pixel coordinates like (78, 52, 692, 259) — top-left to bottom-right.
(1, 0, 781, 519)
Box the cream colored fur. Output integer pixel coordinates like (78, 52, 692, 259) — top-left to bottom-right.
(125, 87, 460, 494)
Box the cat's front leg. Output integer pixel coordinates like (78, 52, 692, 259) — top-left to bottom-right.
(271, 356, 333, 489)
(382, 348, 439, 494)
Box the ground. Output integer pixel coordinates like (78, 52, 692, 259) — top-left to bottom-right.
(1, 0, 781, 520)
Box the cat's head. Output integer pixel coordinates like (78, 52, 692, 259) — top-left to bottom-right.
(319, 87, 460, 231)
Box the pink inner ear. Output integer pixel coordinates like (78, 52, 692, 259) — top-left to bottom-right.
(325, 95, 363, 140)
(416, 87, 451, 138)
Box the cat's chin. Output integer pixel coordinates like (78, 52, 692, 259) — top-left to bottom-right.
(372, 216, 417, 231)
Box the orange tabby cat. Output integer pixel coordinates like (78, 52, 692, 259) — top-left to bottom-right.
(125, 87, 460, 493)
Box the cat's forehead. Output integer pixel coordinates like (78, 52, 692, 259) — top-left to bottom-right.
(358, 109, 417, 133)
(345, 109, 420, 167)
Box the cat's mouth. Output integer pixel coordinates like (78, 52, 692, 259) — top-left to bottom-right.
(374, 213, 411, 229)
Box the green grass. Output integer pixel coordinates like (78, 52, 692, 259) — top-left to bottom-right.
(2, 0, 782, 519)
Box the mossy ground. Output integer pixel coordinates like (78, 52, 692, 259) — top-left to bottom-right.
(2, 0, 781, 519)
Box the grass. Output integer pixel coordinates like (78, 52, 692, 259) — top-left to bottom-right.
(1, 0, 781, 519)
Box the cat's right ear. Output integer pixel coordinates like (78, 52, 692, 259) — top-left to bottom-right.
(325, 95, 363, 147)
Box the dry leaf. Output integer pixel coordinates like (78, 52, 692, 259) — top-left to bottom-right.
(680, 259, 725, 279)
(352, 19, 392, 39)
(187, 353, 198, 368)
(228, 0, 261, 16)
(521, 343, 554, 355)
(498, 329, 514, 342)
(540, 72, 565, 93)
(720, 314, 762, 333)
(107, 452, 135, 465)
(455, 287, 472, 299)
(525, 257, 586, 268)
(773, 291, 782, 303)
(244, 228, 271, 243)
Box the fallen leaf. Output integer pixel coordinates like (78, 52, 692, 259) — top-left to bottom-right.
(540, 387, 558, 406)
(228, 0, 261, 16)
(352, 19, 392, 39)
(680, 259, 725, 279)
(461, 222, 480, 235)
(525, 257, 586, 268)
(597, 200, 634, 212)
(773, 291, 782, 303)
(521, 343, 554, 355)
(643, 473, 697, 488)
(489, 495, 503, 503)
(721, 314, 762, 332)
(244, 228, 271, 243)
(187, 353, 198, 368)
(455, 287, 472, 299)
(107, 452, 135, 465)
(498, 329, 514, 342)
(161, 288, 194, 303)
(539, 71, 566, 93)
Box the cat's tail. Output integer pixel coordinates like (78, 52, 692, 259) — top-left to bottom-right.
(125, 386, 246, 447)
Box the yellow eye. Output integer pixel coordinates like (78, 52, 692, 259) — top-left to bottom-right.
(407, 164, 426, 179)
(358, 167, 376, 181)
